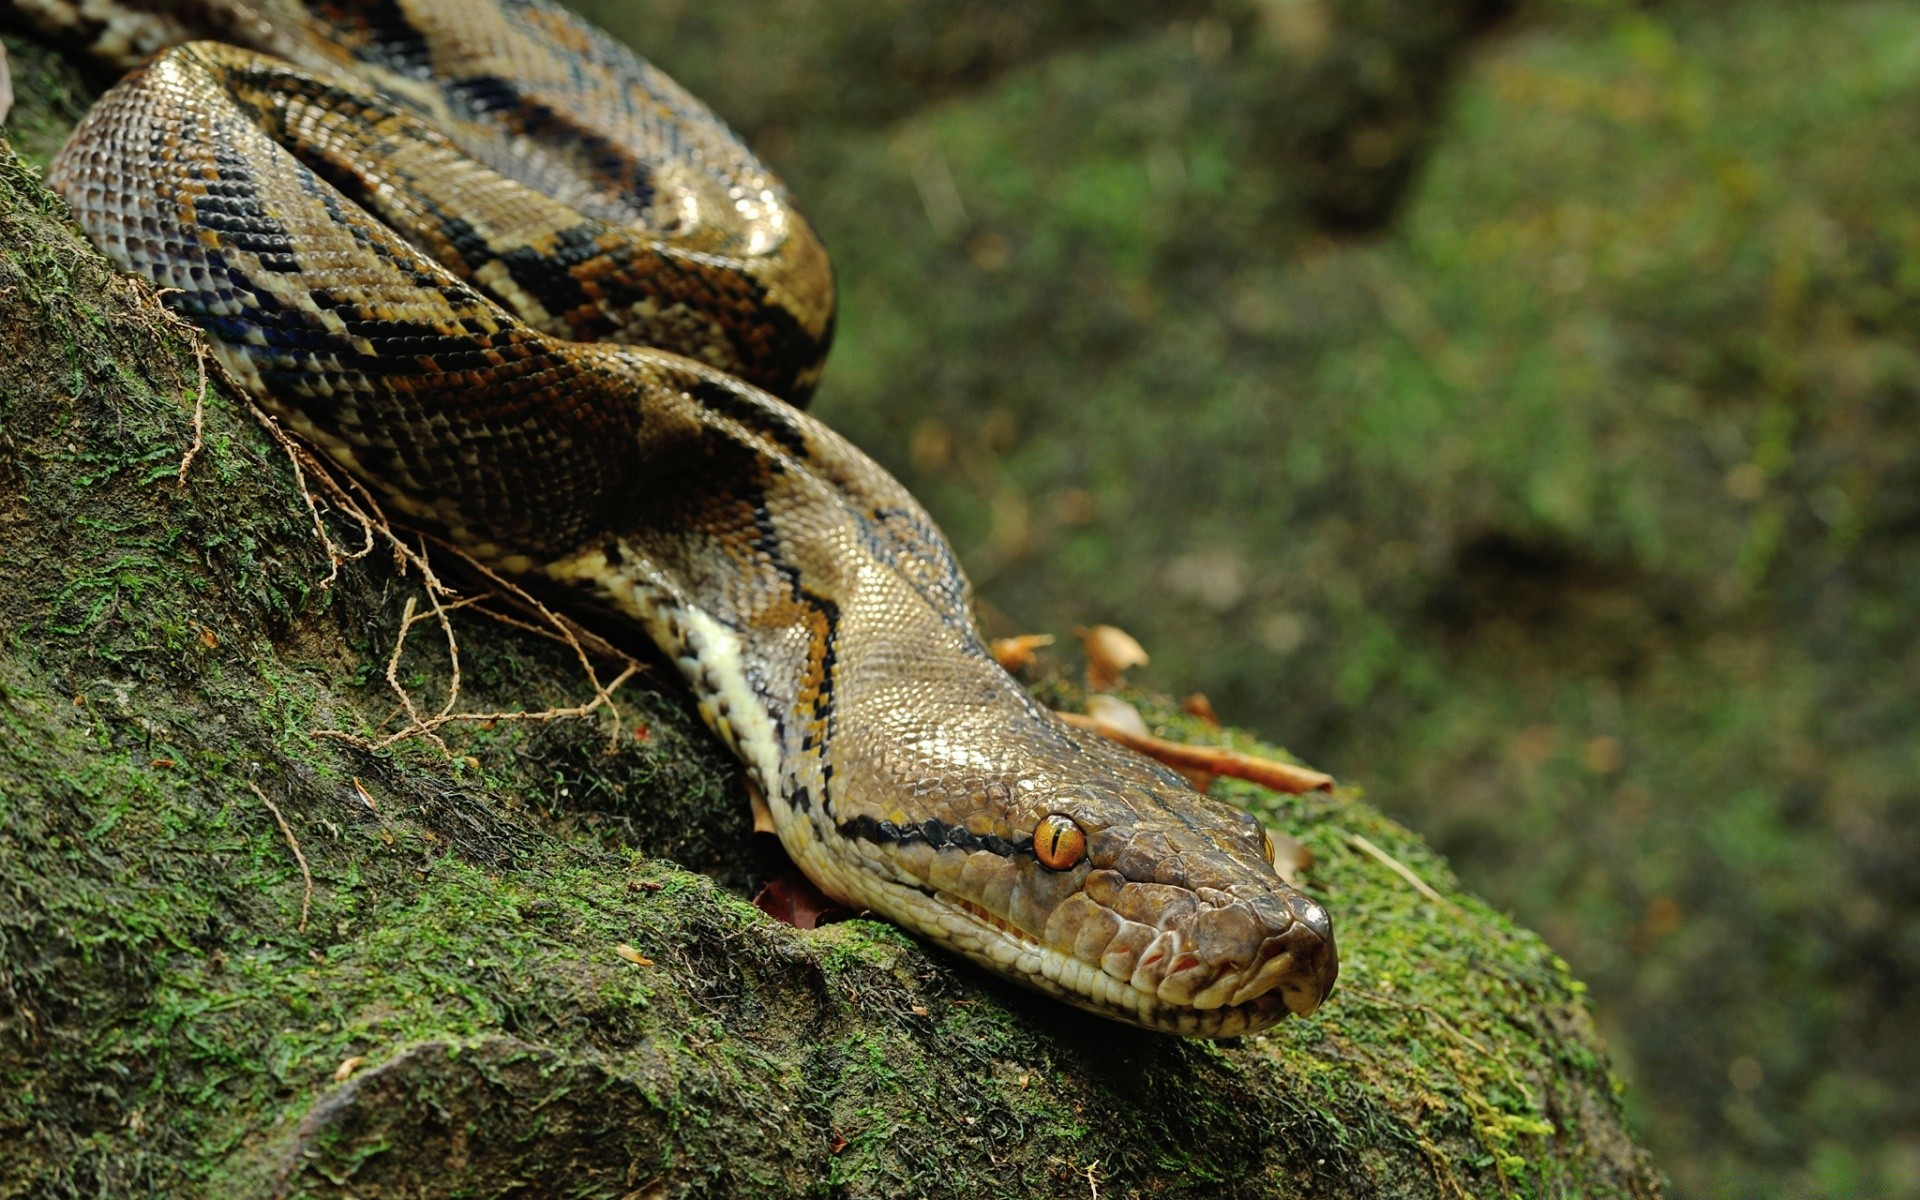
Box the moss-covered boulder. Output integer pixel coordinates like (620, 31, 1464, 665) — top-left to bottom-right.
(0, 33, 1658, 1200)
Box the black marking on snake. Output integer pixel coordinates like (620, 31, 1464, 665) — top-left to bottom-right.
(318, 0, 435, 77)
(300, 296, 517, 372)
(838, 815, 1026, 860)
(281, 146, 471, 297)
(709, 283, 824, 399)
(447, 74, 658, 218)
(686, 378, 811, 460)
(194, 146, 303, 273)
(695, 441, 840, 816)
(175, 144, 340, 351)
(493, 226, 604, 318)
(422, 212, 500, 275)
(855, 505, 975, 636)
(301, 157, 516, 292)
(810, 591, 840, 741)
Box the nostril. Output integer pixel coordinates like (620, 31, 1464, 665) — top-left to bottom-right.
(1295, 897, 1333, 943)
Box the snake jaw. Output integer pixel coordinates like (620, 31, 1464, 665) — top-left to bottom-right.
(911, 848, 1337, 1036)
(918, 888, 1329, 1037)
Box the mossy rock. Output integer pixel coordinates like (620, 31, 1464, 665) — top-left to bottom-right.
(0, 42, 1658, 1200)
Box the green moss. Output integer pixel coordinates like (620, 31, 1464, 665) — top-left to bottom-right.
(0, 33, 98, 170)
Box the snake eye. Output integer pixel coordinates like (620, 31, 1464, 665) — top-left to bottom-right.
(1261, 828, 1277, 865)
(1033, 814, 1087, 871)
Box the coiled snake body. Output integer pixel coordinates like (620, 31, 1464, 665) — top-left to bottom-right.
(13, 0, 1337, 1035)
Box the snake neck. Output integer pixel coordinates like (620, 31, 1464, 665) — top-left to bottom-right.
(534, 380, 1337, 1036)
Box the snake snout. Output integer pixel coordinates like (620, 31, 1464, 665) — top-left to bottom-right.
(1194, 889, 1338, 1017)
(1269, 905, 1340, 1017)
(1077, 875, 1336, 1019)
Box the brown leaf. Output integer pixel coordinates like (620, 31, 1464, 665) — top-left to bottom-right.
(1083, 694, 1150, 739)
(1075, 624, 1148, 690)
(1181, 693, 1220, 727)
(989, 632, 1055, 673)
(1264, 829, 1314, 887)
(753, 872, 858, 930)
(1056, 711, 1335, 795)
(332, 1055, 367, 1083)
(614, 943, 653, 967)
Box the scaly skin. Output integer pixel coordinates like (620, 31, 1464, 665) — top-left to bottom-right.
(33, 0, 1338, 1035)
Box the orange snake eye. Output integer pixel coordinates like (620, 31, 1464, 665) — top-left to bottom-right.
(1033, 814, 1087, 871)
(1261, 828, 1277, 865)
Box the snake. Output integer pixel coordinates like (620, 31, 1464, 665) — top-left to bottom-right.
(8, 0, 1338, 1036)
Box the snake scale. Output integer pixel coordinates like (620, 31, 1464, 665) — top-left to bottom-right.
(8, 0, 1338, 1036)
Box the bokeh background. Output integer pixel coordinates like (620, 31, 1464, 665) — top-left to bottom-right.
(558, 1, 1920, 1194)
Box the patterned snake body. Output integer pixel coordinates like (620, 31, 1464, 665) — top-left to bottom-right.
(17, 0, 1337, 1035)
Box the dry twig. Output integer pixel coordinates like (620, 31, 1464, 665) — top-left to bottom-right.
(1349, 833, 1449, 907)
(1058, 711, 1335, 794)
(250, 781, 313, 932)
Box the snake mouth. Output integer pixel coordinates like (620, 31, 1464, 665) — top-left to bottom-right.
(932, 891, 1335, 1038)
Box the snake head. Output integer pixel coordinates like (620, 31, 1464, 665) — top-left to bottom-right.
(1030, 782, 1339, 1033)
(823, 711, 1340, 1038)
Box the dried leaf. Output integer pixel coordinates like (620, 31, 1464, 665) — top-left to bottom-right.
(1075, 624, 1148, 690)
(1264, 828, 1314, 886)
(753, 872, 858, 930)
(1056, 711, 1335, 795)
(1083, 694, 1150, 738)
(989, 632, 1055, 672)
(333, 1055, 367, 1083)
(614, 943, 653, 967)
(1181, 693, 1220, 727)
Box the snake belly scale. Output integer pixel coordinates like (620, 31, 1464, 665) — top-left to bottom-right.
(17, 0, 1338, 1036)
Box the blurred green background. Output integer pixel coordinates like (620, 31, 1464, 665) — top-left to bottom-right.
(562, 1, 1920, 1194)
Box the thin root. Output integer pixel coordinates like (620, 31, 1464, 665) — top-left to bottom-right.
(251, 781, 313, 933)
(235, 393, 644, 758)
(1349, 833, 1450, 907)
(177, 341, 207, 484)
